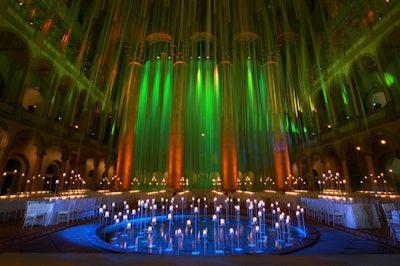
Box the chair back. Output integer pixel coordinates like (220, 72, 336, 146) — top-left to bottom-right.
(391, 210, 400, 224)
(25, 201, 39, 217)
(382, 203, 396, 222)
(68, 200, 76, 211)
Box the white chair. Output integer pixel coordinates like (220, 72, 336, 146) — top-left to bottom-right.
(389, 210, 400, 245)
(78, 198, 90, 220)
(56, 200, 76, 224)
(381, 203, 396, 225)
(6, 199, 23, 222)
(369, 198, 382, 224)
(72, 199, 85, 221)
(0, 201, 8, 223)
(94, 196, 103, 217)
(84, 197, 97, 219)
(317, 201, 328, 223)
(22, 201, 47, 228)
(327, 202, 345, 226)
(305, 198, 317, 220)
(75, 198, 91, 220)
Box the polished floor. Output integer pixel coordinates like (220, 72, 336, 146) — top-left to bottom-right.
(1, 214, 400, 265)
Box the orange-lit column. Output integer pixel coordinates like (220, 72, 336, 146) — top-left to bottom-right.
(116, 61, 143, 190)
(168, 56, 187, 191)
(263, 59, 291, 191)
(219, 60, 237, 192)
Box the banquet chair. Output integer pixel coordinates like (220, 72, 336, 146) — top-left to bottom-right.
(381, 203, 396, 225)
(327, 202, 345, 227)
(78, 198, 91, 220)
(84, 197, 97, 219)
(56, 200, 76, 224)
(305, 198, 318, 220)
(72, 199, 85, 221)
(317, 201, 328, 223)
(369, 198, 383, 225)
(310, 199, 326, 223)
(6, 199, 24, 222)
(22, 201, 47, 228)
(389, 210, 400, 245)
(0, 202, 8, 223)
(94, 196, 103, 217)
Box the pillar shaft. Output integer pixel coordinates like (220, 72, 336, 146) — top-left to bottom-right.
(168, 61, 187, 191)
(116, 62, 143, 190)
(340, 158, 351, 193)
(219, 61, 237, 192)
(264, 60, 291, 190)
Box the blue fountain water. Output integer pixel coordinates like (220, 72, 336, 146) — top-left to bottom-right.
(97, 212, 306, 255)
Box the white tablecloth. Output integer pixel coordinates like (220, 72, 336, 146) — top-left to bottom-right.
(303, 197, 382, 229)
(338, 202, 381, 229)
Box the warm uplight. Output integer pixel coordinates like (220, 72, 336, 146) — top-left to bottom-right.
(380, 139, 386, 144)
(356, 146, 361, 150)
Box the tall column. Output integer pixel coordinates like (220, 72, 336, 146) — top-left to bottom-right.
(78, 159, 86, 189)
(349, 82, 361, 118)
(46, 82, 60, 119)
(15, 67, 30, 105)
(68, 93, 79, 128)
(59, 155, 69, 193)
(376, 63, 393, 104)
(321, 161, 328, 175)
(364, 153, 377, 191)
(91, 157, 99, 191)
(32, 152, 45, 191)
(0, 148, 8, 193)
(40, 74, 57, 119)
(0, 148, 9, 175)
(115, 61, 143, 190)
(168, 57, 187, 191)
(219, 60, 237, 192)
(340, 158, 351, 193)
(263, 59, 291, 191)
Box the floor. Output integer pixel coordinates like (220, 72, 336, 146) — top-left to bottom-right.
(1, 215, 400, 265)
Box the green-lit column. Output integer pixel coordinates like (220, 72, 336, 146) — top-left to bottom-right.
(132, 33, 174, 191)
(184, 33, 221, 190)
(168, 56, 187, 191)
(233, 32, 273, 191)
(219, 60, 237, 192)
(115, 61, 143, 190)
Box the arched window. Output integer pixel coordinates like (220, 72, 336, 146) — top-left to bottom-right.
(368, 90, 387, 111)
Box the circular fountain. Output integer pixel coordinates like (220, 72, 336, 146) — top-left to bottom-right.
(92, 198, 309, 256)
